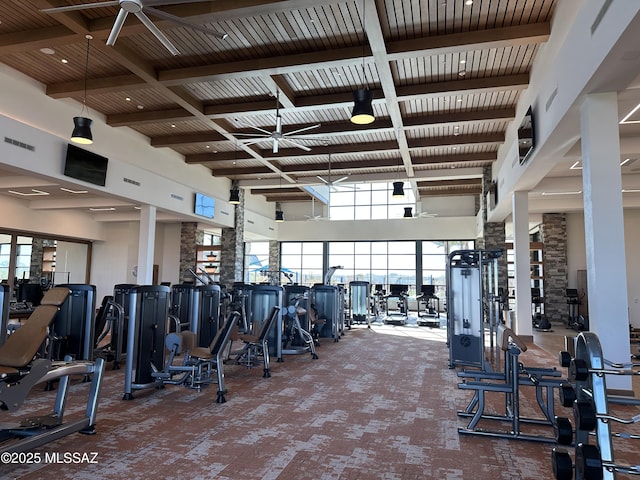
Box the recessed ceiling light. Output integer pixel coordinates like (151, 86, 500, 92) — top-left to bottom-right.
(137, 105, 144, 110)
(458, 70, 466, 77)
(40, 47, 56, 55)
(171, 124, 176, 128)
(465, 0, 473, 5)
(125, 97, 131, 102)
(457, 98, 463, 103)
(61, 58, 68, 64)
(459, 59, 466, 64)
(206, 145, 210, 149)
(8, 189, 50, 196)
(89, 207, 116, 211)
(60, 187, 88, 194)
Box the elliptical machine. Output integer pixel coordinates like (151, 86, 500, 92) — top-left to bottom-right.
(565, 288, 588, 331)
(531, 287, 551, 330)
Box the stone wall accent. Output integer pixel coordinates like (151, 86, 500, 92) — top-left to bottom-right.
(220, 188, 245, 287)
(179, 222, 203, 282)
(480, 166, 508, 296)
(541, 213, 568, 323)
(30, 237, 44, 281)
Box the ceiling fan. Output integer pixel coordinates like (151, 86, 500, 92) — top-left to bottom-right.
(316, 154, 353, 192)
(304, 197, 326, 221)
(235, 91, 322, 154)
(41, 0, 228, 56)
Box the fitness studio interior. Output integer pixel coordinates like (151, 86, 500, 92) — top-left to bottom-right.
(1, 1, 640, 479)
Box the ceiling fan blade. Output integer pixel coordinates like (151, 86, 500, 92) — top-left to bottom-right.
(279, 138, 311, 151)
(41, 1, 119, 13)
(145, 7, 228, 39)
(333, 176, 349, 184)
(106, 9, 129, 47)
(146, 0, 217, 5)
(316, 176, 330, 185)
(133, 10, 180, 55)
(234, 133, 270, 138)
(239, 138, 266, 146)
(246, 125, 273, 135)
(284, 123, 321, 136)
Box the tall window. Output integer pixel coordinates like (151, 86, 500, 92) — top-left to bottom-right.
(328, 182, 415, 220)
(280, 242, 323, 285)
(244, 241, 270, 284)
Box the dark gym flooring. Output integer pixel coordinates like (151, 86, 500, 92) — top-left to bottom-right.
(1, 316, 639, 479)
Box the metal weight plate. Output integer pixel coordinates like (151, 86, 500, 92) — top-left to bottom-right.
(575, 443, 602, 480)
(573, 400, 597, 432)
(551, 447, 574, 480)
(560, 383, 577, 408)
(554, 416, 573, 446)
(569, 358, 589, 382)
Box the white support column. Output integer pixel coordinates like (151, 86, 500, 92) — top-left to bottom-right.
(136, 205, 156, 285)
(580, 92, 631, 392)
(512, 191, 532, 337)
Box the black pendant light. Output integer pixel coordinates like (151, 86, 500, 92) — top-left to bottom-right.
(229, 188, 240, 204)
(71, 34, 94, 145)
(403, 207, 413, 218)
(392, 181, 405, 198)
(351, 88, 374, 125)
(350, 0, 374, 125)
(275, 201, 284, 222)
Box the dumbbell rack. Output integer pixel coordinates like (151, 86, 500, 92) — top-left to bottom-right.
(552, 332, 640, 480)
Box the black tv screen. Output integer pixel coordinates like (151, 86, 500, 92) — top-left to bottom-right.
(194, 192, 215, 219)
(63, 143, 108, 186)
(517, 106, 536, 165)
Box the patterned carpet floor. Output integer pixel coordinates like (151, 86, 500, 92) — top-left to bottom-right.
(1, 322, 638, 479)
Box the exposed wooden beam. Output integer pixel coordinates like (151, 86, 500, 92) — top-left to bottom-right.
(0, 26, 79, 55)
(251, 187, 304, 195)
(264, 194, 311, 202)
(403, 108, 516, 128)
(151, 132, 227, 147)
(212, 167, 274, 176)
(419, 187, 483, 196)
(408, 133, 504, 149)
(418, 179, 483, 188)
(184, 152, 254, 163)
(396, 75, 529, 101)
(412, 152, 497, 165)
(387, 23, 551, 61)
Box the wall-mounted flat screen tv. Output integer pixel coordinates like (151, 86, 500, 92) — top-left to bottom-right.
(194, 192, 215, 219)
(63, 143, 108, 186)
(518, 106, 536, 165)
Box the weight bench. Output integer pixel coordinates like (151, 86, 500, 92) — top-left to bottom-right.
(151, 312, 240, 403)
(0, 287, 106, 453)
(231, 306, 280, 378)
(457, 324, 565, 443)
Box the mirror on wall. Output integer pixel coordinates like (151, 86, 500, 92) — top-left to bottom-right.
(0, 232, 90, 302)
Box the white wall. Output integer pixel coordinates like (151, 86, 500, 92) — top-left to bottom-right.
(566, 210, 640, 327)
(55, 241, 88, 284)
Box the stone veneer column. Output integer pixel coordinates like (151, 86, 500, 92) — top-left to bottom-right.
(480, 166, 508, 296)
(220, 188, 245, 287)
(541, 213, 568, 323)
(30, 237, 44, 281)
(269, 240, 281, 284)
(179, 222, 204, 283)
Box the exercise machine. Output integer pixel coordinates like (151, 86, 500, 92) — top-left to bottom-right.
(280, 292, 318, 360)
(371, 284, 386, 321)
(566, 288, 588, 331)
(416, 284, 440, 327)
(310, 284, 341, 342)
(0, 284, 10, 346)
(231, 306, 281, 378)
(552, 332, 640, 480)
(123, 285, 171, 400)
(92, 294, 126, 369)
(349, 281, 370, 327)
(50, 284, 97, 361)
(457, 324, 566, 443)
(246, 284, 283, 360)
(447, 249, 502, 370)
(0, 287, 106, 453)
(170, 283, 222, 347)
(151, 311, 239, 403)
(384, 284, 409, 325)
(532, 287, 551, 330)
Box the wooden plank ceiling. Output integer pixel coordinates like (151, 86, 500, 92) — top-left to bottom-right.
(0, 0, 556, 203)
